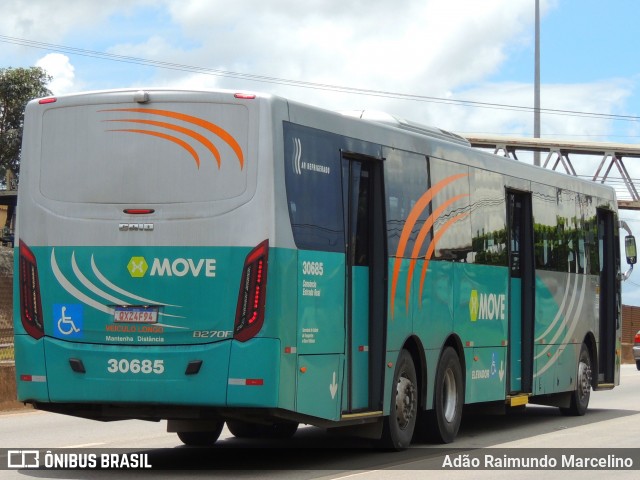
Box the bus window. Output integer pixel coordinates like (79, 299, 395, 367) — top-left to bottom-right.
(470, 170, 507, 266)
(382, 148, 429, 257)
(429, 158, 471, 262)
(284, 123, 344, 252)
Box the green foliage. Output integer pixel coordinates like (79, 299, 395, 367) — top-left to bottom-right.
(0, 67, 52, 186)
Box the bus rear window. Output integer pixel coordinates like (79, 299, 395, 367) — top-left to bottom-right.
(39, 102, 249, 204)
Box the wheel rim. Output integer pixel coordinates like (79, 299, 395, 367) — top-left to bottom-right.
(395, 374, 417, 430)
(442, 368, 458, 423)
(578, 360, 591, 403)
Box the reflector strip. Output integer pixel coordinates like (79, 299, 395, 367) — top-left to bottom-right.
(20, 375, 46, 382)
(284, 346, 297, 354)
(358, 345, 369, 352)
(228, 378, 264, 386)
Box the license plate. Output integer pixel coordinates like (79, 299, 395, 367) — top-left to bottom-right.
(113, 305, 159, 324)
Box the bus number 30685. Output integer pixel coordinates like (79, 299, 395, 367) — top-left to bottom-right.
(107, 358, 165, 374)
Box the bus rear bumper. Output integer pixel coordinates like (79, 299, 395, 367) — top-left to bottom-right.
(27, 337, 280, 408)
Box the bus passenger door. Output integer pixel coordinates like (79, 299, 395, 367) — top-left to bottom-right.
(507, 190, 534, 394)
(342, 154, 387, 413)
(597, 208, 617, 385)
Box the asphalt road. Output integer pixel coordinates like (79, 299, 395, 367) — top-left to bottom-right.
(1, 364, 639, 479)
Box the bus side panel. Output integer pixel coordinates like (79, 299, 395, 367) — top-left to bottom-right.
(455, 263, 508, 403)
(14, 335, 49, 402)
(228, 338, 280, 407)
(414, 259, 453, 411)
(295, 250, 345, 420)
(533, 270, 593, 395)
(265, 248, 298, 412)
(296, 250, 345, 355)
(296, 354, 344, 421)
(387, 257, 413, 353)
(414, 260, 454, 352)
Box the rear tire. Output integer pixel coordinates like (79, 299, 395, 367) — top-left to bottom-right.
(636, 360, 640, 371)
(177, 421, 224, 446)
(560, 343, 592, 416)
(381, 349, 418, 450)
(428, 347, 463, 443)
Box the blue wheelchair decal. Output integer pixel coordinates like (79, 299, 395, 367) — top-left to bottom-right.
(53, 304, 84, 339)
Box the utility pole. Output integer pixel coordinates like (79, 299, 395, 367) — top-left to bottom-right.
(534, 0, 541, 166)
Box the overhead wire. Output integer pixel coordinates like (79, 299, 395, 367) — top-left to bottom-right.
(2, 34, 640, 123)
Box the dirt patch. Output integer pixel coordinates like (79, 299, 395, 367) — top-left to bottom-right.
(0, 365, 17, 402)
(0, 366, 32, 412)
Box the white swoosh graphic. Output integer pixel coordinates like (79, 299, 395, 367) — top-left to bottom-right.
(534, 272, 588, 378)
(52, 249, 187, 328)
(535, 267, 573, 342)
(52, 249, 113, 315)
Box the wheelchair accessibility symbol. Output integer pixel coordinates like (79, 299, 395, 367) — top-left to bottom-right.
(53, 304, 83, 338)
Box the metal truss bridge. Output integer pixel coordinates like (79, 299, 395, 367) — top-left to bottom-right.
(463, 135, 640, 211)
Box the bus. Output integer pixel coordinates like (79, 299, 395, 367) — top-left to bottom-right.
(14, 88, 636, 449)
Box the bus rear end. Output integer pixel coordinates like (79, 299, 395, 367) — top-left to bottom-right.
(14, 89, 280, 436)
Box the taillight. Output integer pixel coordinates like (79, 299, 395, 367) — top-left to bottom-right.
(234, 240, 269, 342)
(19, 241, 44, 339)
(635, 332, 640, 345)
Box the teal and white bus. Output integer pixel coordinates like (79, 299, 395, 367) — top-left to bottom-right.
(14, 89, 636, 449)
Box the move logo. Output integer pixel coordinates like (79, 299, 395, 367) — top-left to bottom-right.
(127, 257, 149, 278)
(469, 289, 506, 322)
(127, 256, 216, 278)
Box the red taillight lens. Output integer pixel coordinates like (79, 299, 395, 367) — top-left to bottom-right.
(234, 240, 269, 342)
(19, 241, 44, 339)
(635, 332, 640, 345)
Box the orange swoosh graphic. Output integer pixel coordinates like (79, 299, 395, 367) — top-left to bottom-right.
(105, 119, 221, 168)
(389, 173, 468, 317)
(101, 108, 244, 169)
(418, 212, 469, 303)
(405, 193, 469, 311)
(110, 129, 201, 167)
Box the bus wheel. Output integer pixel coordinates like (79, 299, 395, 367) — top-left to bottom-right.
(430, 347, 463, 443)
(226, 420, 259, 438)
(381, 349, 418, 450)
(176, 421, 224, 446)
(227, 420, 298, 439)
(561, 344, 592, 416)
(267, 421, 298, 438)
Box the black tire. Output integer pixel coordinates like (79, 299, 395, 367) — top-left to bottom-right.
(226, 419, 260, 438)
(561, 343, 592, 416)
(267, 421, 299, 439)
(428, 347, 463, 444)
(227, 420, 298, 439)
(381, 349, 418, 450)
(635, 360, 640, 371)
(176, 421, 224, 446)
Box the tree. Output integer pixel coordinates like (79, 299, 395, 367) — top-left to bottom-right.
(0, 67, 52, 188)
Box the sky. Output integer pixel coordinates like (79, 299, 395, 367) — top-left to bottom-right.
(2, 0, 640, 302)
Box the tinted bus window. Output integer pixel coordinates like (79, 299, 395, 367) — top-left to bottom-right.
(429, 157, 471, 262)
(284, 122, 345, 252)
(470, 169, 507, 266)
(383, 148, 429, 257)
